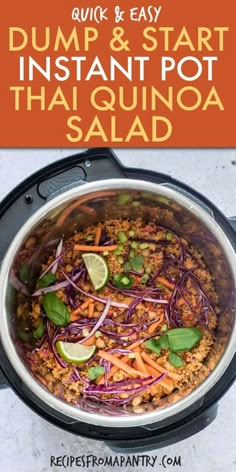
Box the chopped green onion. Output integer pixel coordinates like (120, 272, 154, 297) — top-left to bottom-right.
(118, 244, 124, 251)
(128, 230, 135, 237)
(140, 242, 149, 249)
(161, 324, 168, 332)
(157, 282, 165, 289)
(88, 365, 105, 380)
(145, 267, 152, 274)
(113, 273, 134, 289)
(117, 193, 131, 206)
(113, 249, 122, 256)
(121, 276, 130, 286)
(128, 352, 136, 358)
(103, 251, 109, 256)
(166, 232, 173, 241)
(118, 256, 124, 264)
(141, 274, 149, 285)
(95, 331, 102, 338)
(118, 231, 127, 243)
(82, 328, 90, 337)
(156, 196, 169, 205)
(131, 241, 138, 249)
(132, 201, 140, 207)
(86, 235, 93, 241)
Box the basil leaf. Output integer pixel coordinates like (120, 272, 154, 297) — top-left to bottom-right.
(145, 338, 161, 354)
(169, 351, 184, 368)
(88, 365, 105, 380)
(33, 320, 45, 339)
(43, 292, 70, 326)
(37, 272, 57, 289)
(159, 334, 170, 350)
(17, 329, 31, 343)
(167, 328, 202, 352)
(130, 255, 144, 272)
(19, 263, 30, 284)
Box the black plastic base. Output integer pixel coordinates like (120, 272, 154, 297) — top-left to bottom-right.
(106, 404, 218, 453)
(0, 148, 235, 450)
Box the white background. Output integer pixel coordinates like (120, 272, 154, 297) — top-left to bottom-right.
(0, 148, 236, 472)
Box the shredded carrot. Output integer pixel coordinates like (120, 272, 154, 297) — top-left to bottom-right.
(82, 335, 96, 346)
(98, 350, 148, 378)
(70, 313, 80, 322)
(74, 244, 118, 252)
(156, 276, 174, 290)
(148, 314, 164, 334)
(134, 353, 157, 395)
(141, 352, 181, 381)
(177, 297, 185, 307)
(35, 373, 48, 387)
(88, 303, 95, 318)
(144, 365, 174, 393)
(98, 355, 131, 384)
(97, 341, 143, 384)
(79, 205, 97, 216)
(70, 298, 93, 319)
(80, 298, 93, 310)
(125, 340, 143, 351)
(94, 226, 102, 246)
(135, 351, 148, 375)
(56, 191, 116, 227)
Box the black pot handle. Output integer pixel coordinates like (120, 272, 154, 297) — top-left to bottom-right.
(37, 148, 126, 201)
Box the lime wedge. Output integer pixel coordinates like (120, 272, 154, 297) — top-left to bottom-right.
(82, 253, 109, 290)
(56, 341, 96, 364)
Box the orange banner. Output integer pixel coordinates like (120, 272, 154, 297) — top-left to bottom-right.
(0, 0, 235, 147)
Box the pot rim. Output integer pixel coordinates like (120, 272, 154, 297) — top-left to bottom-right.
(0, 178, 236, 428)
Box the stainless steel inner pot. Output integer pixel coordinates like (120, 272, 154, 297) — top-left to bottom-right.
(0, 179, 236, 428)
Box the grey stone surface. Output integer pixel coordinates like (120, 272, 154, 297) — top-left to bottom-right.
(0, 148, 235, 471)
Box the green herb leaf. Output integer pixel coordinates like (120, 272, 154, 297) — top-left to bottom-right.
(159, 334, 170, 350)
(37, 272, 57, 289)
(169, 351, 184, 368)
(167, 328, 202, 352)
(19, 263, 30, 284)
(33, 320, 45, 339)
(145, 338, 161, 355)
(124, 261, 132, 271)
(43, 292, 70, 326)
(17, 329, 31, 342)
(88, 365, 105, 380)
(130, 255, 144, 272)
(113, 273, 134, 289)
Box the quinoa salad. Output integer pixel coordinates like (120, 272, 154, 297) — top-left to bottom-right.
(14, 217, 220, 413)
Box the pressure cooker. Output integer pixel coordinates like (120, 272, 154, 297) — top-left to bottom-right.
(0, 148, 235, 452)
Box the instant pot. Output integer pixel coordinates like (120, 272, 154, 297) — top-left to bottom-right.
(0, 148, 235, 452)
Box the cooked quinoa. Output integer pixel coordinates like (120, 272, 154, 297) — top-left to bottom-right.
(15, 218, 220, 412)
